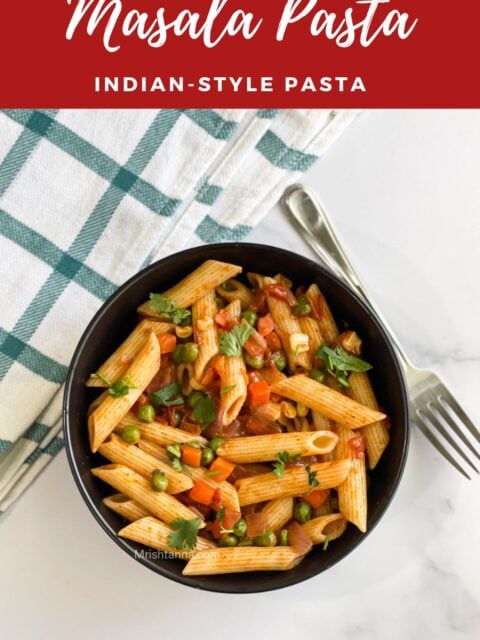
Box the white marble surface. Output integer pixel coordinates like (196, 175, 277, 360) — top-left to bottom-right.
(1, 110, 479, 639)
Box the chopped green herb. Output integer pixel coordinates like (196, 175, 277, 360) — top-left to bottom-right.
(219, 324, 254, 357)
(220, 384, 237, 395)
(322, 534, 331, 551)
(166, 443, 182, 459)
(216, 506, 226, 522)
(149, 382, 183, 408)
(272, 450, 302, 477)
(315, 344, 372, 388)
(107, 376, 137, 398)
(204, 469, 220, 477)
(149, 293, 191, 326)
(168, 517, 202, 551)
(90, 371, 112, 386)
(192, 394, 216, 428)
(306, 464, 320, 488)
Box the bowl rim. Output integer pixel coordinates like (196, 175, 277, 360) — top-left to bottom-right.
(63, 242, 410, 593)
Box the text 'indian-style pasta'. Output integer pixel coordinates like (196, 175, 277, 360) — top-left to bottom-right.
(87, 259, 390, 575)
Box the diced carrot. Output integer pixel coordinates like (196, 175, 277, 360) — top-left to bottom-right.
(181, 445, 202, 468)
(300, 489, 330, 509)
(200, 367, 216, 387)
(222, 510, 242, 530)
(257, 313, 274, 336)
(212, 354, 226, 376)
(215, 308, 229, 327)
(248, 379, 271, 406)
(265, 331, 282, 351)
(209, 456, 235, 482)
(188, 480, 216, 506)
(244, 336, 265, 357)
(157, 333, 177, 353)
(207, 519, 222, 539)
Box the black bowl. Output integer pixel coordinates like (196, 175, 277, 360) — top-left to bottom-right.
(63, 243, 409, 593)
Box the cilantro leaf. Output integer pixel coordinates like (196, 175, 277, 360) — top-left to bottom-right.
(168, 517, 202, 551)
(219, 324, 254, 357)
(107, 376, 137, 398)
(315, 344, 372, 388)
(272, 450, 301, 477)
(216, 506, 226, 522)
(90, 371, 112, 386)
(149, 382, 184, 408)
(149, 293, 191, 326)
(192, 394, 216, 428)
(220, 384, 237, 395)
(306, 464, 320, 488)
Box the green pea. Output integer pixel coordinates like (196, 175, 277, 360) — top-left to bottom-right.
(137, 404, 155, 423)
(255, 530, 277, 547)
(279, 529, 289, 546)
(294, 501, 312, 523)
(151, 470, 169, 492)
(309, 368, 325, 383)
(200, 447, 214, 466)
(218, 534, 238, 547)
(238, 538, 253, 547)
(187, 390, 204, 408)
(120, 425, 141, 445)
(233, 518, 247, 538)
(293, 296, 312, 317)
(209, 437, 224, 454)
(241, 310, 257, 326)
(215, 295, 226, 309)
(244, 354, 264, 370)
(183, 342, 199, 363)
(171, 345, 187, 363)
(272, 351, 287, 371)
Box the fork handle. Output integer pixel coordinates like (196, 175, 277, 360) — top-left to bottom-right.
(283, 184, 413, 369)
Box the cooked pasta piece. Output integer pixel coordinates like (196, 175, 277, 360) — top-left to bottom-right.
(301, 513, 347, 544)
(271, 375, 386, 429)
(263, 276, 311, 371)
(347, 371, 390, 469)
(299, 316, 324, 358)
(215, 279, 254, 309)
(88, 332, 160, 452)
(86, 319, 173, 387)
(261, 497, 294, 531)
(92, 464, 204, 525)
(183, 546, 302, 575)
(177, 363, 195, 396)
(217, 430, 338, 463)
(312, 410, 333, 431)
(193, 289, 219, 381)
(98, 434, 193, 494)
(103, 493, 151, 521)
(236, 460, 351, 506)
(119, 516, 214, 559)
(117, 413, 207, 446)
(138, 260, 242, 315)
(305, 283, 339, 344)
(335, 425, 368, 532)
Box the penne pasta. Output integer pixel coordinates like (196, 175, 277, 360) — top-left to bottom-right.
(99, 434, 193, 494)
(217, 430, 338, 463)
(299, 316, 324, 358)
(88, 332, 160, 452)
(219, 298, 247, 425)
(261, 497, 294, 532)
(263, 276, 311, 371)
(103, 493, 151, 522)
(215, 279, 254, 309)
(301, 513, 348, 544)
(86, 319, 173, 387)
(92, 464, 204, 525)
(335, 425, 368, 532)
(271, 375, 386, 429)
(193, 289, 219, 381)
(119, 516, 215, 560)
(138, 260, 242, 315)
(117, 413, 207, 447)
(182, 546, 302, 575)
(347, 371, 390, 469)
(235, 460, 352, 506)
(305, 283, 339, 344)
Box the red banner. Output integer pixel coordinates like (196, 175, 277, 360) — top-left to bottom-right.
(0, 1, 478, 107)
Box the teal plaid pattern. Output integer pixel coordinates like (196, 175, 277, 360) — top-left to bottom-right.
(0, 108, 357, 512)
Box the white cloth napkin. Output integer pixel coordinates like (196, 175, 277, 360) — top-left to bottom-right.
(0, 108, 357, 513)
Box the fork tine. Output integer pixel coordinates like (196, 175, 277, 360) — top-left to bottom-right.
(415, 412, 472, 480)
(439, 390, 480, 444)
(421, 406, 479, 474)
(433, 401, 480, 462)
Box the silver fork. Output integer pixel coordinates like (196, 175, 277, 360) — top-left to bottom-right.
(283, 183, 480, 479)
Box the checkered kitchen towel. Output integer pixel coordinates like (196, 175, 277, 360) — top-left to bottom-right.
(0, 108, 357, 513)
